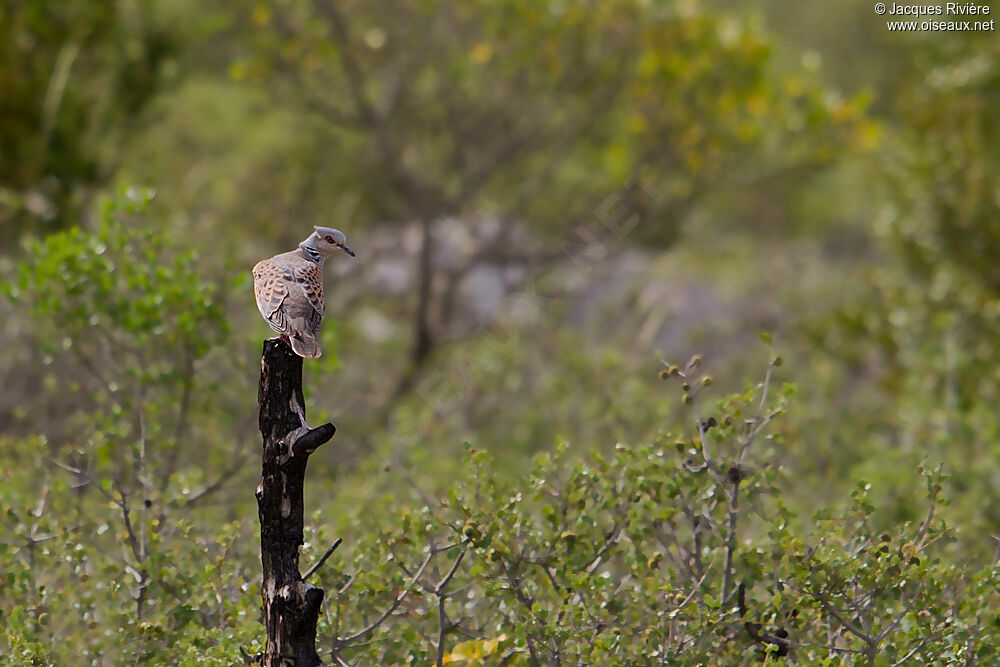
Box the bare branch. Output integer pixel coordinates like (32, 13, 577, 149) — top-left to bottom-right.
(914, 486, 938, 550)
(584, 523, 623, 576)
(182, 452, 250, 509)
(875, 585, 924, 643)
(781, 579, 873, 646)
(738, 583, 791, 658)
(293, 423, 337, 456)
(435, 550, 466, 596)
(304, 538, 343, 582)
(892, 638, 928, 666)
(338, 548, 436, 645)
(433, 549, 468, 665)
(673, 558, 716, 614)
(116, 487, 144, 566)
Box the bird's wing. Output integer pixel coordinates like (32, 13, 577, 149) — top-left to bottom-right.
(295, 260, 325, 321)
(253, 259, 291, 332)
(283, 261, 325, 357)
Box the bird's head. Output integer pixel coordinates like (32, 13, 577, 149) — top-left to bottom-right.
(312, 226, 355, 258)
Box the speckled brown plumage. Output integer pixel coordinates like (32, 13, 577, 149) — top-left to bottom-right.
(253, 250, 326, 358)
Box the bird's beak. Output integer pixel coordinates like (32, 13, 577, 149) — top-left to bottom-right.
(342, 245, 356, 257)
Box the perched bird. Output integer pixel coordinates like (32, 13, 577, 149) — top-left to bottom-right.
(253, 227, 355, 358)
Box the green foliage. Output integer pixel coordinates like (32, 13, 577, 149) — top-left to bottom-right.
(291, 355, 994, 665)
(804, 30, 1000, 554)
(0, 189, 259, 665)
(0, 0, 185, 242)
(0, 431, 263, 666)
(9, 186, 227, 358)
(4, 186, 230, 457)
(865, 31, 1000, 409)
(5, 264, 994, 664)
(2, 1, 1000, 665)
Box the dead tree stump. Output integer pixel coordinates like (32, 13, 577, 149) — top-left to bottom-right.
(257, 339, 336, 666)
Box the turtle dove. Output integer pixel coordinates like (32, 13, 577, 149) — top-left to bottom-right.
(253, 227, 355, 358)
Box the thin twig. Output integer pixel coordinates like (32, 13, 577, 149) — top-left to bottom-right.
(436, 594, 451, 667)
(117, 487, 143, 565)
(693, 404, 726, 488)
(914, 487, 938, 550)
(338, 549, 436, 644)
(892, 638, 928, 666)
(780, 579, 873, 645)
(304, 538, 343, 582)
(583, 520, 625, 576)
(434, 550, 468, 665)
(674, 558, 716, 613)
(875, 585, 924, 643)
(435, 550, 466, 595)
(721, 480, 740, 603)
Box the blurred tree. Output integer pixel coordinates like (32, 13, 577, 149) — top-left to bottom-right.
(226, 0, 869, 392)
(873, 33, 1000, 541)
(0, 0, 178, 246)
(798, 30, 1000, 551)
(888, 34, 1000, 296)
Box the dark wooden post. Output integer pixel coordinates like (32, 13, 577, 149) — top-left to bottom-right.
(257, 339, 336, 666)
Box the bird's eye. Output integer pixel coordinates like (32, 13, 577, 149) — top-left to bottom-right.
(325, 235, 335, 243)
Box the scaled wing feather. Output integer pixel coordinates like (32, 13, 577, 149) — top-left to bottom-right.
(296, 262, 325, 321)
(253, 261, 291, 333)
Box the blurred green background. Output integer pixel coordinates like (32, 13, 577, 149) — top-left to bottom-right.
(2, 0, 999, 664)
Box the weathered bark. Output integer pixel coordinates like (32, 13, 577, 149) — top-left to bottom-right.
(257, 339, 336, 666)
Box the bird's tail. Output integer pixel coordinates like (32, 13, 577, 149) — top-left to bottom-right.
(290, 333, 322, 359)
